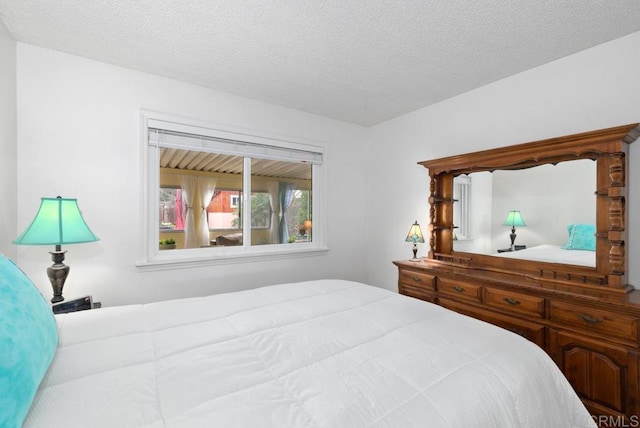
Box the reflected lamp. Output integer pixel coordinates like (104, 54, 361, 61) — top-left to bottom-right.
(13, 197, 99, 303)
(502, 210, 526, 251)
(405, 220, 425, 259)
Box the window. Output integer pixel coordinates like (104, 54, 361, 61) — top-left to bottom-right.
(140, 111, 326, 267)
(229, 194, 240, 209)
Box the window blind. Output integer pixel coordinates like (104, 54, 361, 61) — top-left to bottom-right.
(147, 121, 323, 165)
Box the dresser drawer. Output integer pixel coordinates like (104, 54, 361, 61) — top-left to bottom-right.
(399, 284, 436, 303)
(439, 297, 545, 347)
(438, 277, 482, 302)
(399, 269, 436, 291)
(485, 287, 545, 318)
(549, 301, 638, 342)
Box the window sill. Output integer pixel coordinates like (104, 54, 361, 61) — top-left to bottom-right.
(136, 244, 329, 271)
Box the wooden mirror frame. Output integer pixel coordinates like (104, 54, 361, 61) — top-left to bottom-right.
(419, 123, 640, 299)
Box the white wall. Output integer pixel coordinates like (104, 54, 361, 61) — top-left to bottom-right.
(15, 44, 370, 306)
(0, 21, 16, 259)
(367, 30, 640, 290)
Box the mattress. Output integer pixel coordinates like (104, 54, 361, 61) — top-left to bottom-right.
(25, 280, 595, 427)
(495, 244, 595, 267)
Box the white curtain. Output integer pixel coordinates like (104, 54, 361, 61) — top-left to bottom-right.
(267, 181, 280, 244)
(180, 175, 198, 248)
(197, 176, 217, 247)
(278, 182, 295, 243)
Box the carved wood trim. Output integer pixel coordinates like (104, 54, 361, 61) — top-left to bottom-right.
(538, 268, 606, 286)
(610, 241, 625, 276)
(419, 124, 639, 175)
(428, 176, 436, 256)
(607, 152, 627, 280)
(608, 153, 625, 187)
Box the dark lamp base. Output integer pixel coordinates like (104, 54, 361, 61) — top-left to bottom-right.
(509, 227, 518, 251)
(48, 250, 69, 303)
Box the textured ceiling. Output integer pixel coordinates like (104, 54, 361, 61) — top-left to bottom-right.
(1, 1, 640, 125)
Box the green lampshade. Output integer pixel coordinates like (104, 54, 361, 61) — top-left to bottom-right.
(405, 221, 425, 243)
(13, 197, 99, 245)
(502, 210, 526, 228)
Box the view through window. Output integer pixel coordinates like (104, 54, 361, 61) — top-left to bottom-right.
(157, 150, 314, 249)
(159, 186, 311, 240)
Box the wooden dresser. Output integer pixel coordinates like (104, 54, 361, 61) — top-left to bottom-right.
(394, 258, 640, 421)
(397, 124, 640, 424)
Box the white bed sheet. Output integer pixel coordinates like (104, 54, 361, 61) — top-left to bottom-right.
(496, 244, 595, 267)
(25, 280, 595, 427)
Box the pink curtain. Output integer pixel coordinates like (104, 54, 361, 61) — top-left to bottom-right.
(174, 189, 184, 230)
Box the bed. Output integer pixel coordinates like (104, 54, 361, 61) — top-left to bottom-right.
(0, 255, 595, 427)
(495, 244, 595, 267)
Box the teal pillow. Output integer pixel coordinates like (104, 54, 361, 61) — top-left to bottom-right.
(0, 253, 58, 428)
(563, 224, 596, 251)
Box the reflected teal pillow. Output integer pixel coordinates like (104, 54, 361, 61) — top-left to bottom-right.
(0, 253, 58, 428)
(563, 224, 596, 251)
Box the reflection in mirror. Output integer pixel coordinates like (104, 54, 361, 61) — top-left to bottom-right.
(158, 148, 312, 250)
(453, 159, 596, 267)
(453, 176, 471, 240)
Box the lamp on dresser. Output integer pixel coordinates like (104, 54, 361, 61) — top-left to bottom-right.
(502, 210, 526, 251)
(405, 220, 425, 260)
(13, 196, 99, 303)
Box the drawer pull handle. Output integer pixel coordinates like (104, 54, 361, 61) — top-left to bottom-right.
(503, 297, 521, 306)
(411, 276, 422, 283)
(578, 314, 602, 324)
(453, 286, 465, 293)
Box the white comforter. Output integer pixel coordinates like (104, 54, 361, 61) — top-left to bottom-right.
(26, 280, 595, 427)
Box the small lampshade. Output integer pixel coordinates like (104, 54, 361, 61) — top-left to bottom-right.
(405, 221, 425, 243)
(405, 221, 424, 260)
(13, 197, 99, 246)
(303, 220, 312, 230)
(502, 210, 526, 228)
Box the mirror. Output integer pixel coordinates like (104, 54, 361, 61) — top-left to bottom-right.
(419, 123, 640, 292)
(453, 159, 596, 267)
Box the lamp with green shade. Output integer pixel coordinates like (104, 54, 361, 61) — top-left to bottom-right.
(405, 220, 425, 260)
(13, 197, 99, 303)
(502, 210, 526, 251)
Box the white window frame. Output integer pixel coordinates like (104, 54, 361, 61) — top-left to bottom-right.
(138, 110, 327, 269)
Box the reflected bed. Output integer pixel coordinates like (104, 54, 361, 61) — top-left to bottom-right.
(495, 244, 595, 267)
